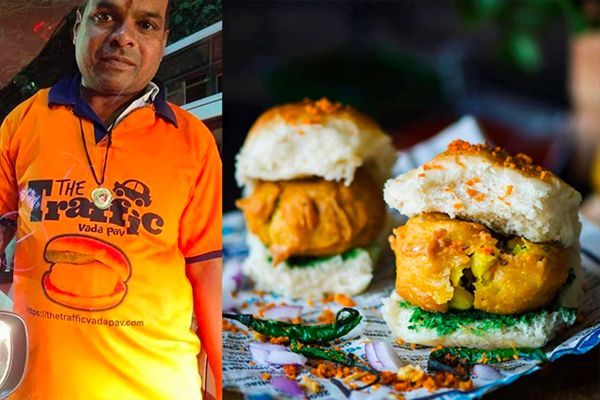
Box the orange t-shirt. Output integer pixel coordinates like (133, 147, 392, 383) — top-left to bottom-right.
(0, 83, 221, 399)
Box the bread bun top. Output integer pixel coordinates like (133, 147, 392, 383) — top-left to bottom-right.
(235, 98, 396, 189)
(45, 235, 131, 281)
(384, 140, 582, 247)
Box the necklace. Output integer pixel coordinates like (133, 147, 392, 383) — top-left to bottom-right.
(79, 117, 113, 210)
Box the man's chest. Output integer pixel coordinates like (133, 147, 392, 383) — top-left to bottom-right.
(12, 114, 195, 243)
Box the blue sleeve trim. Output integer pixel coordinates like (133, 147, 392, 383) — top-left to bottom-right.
(185, 250, 222, 264)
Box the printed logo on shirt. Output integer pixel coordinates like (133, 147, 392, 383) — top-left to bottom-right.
(41, 234, 131, 311)
(25, 178, 164, 236)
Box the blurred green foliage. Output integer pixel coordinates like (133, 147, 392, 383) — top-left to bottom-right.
(457, 0, 598, 73)
(168, 0, 222, 44)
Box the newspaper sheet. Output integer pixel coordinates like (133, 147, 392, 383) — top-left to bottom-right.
(223, 116, 600, 399)
(223, 210, 600, 400)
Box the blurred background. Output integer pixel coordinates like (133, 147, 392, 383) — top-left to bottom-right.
(224, 0, 600, 216)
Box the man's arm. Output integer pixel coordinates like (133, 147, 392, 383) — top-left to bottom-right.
(186, 257, 222, 399)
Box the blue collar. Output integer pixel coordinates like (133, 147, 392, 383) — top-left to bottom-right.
(48, 73, 178, 139)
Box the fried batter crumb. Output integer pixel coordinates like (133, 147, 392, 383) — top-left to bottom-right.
(322, 294, 335, 304)
(269, 336, 290, 345)
(261, 372, 271, 381)
(254, 333, 267, 342)
(466, 188, 485, 201)
(309, 359, 472, 396)
(222, 320, 247, 334)
(445, 139, 551, 180)
(300, 375, 322, 394)
(283, 364, 300, 379)
(317, 309, 336, 324)
(334, 293, 357, 307)
(379, 366, 473, 393)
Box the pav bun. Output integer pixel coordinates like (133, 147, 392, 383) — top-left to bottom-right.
(384, 140, 581, 247)
(43, 235, 131, 311)
(235, 98, 396, 190)
(382, 140, 583, 348)
(381, 291, 577, 349)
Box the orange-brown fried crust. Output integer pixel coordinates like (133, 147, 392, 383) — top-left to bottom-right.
(389, 213, 568, 314)
(236, 168, 385, 264)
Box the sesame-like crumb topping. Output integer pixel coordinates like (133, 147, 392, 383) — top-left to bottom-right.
(246, 97, 384, 139)
(444, 140, 552, 180)
(286, 98, 347, 125)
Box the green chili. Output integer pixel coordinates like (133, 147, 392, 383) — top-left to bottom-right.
(223, 307, 362, 344)
(429, 346, 547, 365)
(290, 340, 379, 389)
(428, 346, 548, 380)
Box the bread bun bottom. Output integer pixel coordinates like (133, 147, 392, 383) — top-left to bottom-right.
(243, 234, 376, 298)
(42, 272, 126, 311)
(381, 290, 578, 349)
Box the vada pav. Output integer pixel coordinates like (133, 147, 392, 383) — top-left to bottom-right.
(235, 98, 395, 298)
(382, 140, 583, 348)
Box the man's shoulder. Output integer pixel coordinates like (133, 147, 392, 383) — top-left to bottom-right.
(165, 102, 206, 129)
(164, 101, 216, 146)
(3, 88, 51, 126)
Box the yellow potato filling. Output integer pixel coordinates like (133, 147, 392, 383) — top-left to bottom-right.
(389, 213, 569, 314)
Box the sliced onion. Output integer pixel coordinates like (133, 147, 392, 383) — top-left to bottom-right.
(374, 342, 406, 371)
(263, 305, 303, 320)
(266, 350, 307, 365)
(472, 364, 504, 380)
(364, 343, 384, 371)
(248, 343, 306, 366)
(249, 343, 288, 352)
(270, 376, 304, 397)
(365, 341, 406, 372)
(248, 343, 287, 365)
(249, 347, 269, 365)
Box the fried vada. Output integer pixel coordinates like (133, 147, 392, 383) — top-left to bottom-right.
(235, 98, 395, 298)
(381, 140, 582, 348)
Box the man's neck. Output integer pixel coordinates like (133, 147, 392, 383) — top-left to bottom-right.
(80, 86, 143, 127)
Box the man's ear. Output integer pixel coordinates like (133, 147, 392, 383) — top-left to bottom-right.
(163, 28, 169, 49)
(73, 10, 82, 45)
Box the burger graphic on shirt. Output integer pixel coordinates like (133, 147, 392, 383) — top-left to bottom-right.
(42, 235, 132, 311)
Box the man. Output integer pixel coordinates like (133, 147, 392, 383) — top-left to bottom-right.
(0, 0, 222, 398)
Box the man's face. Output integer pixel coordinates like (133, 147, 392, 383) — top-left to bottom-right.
(73, 0, 169, 95)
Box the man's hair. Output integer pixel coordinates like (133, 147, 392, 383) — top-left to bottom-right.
(78, 0, 172, 29)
